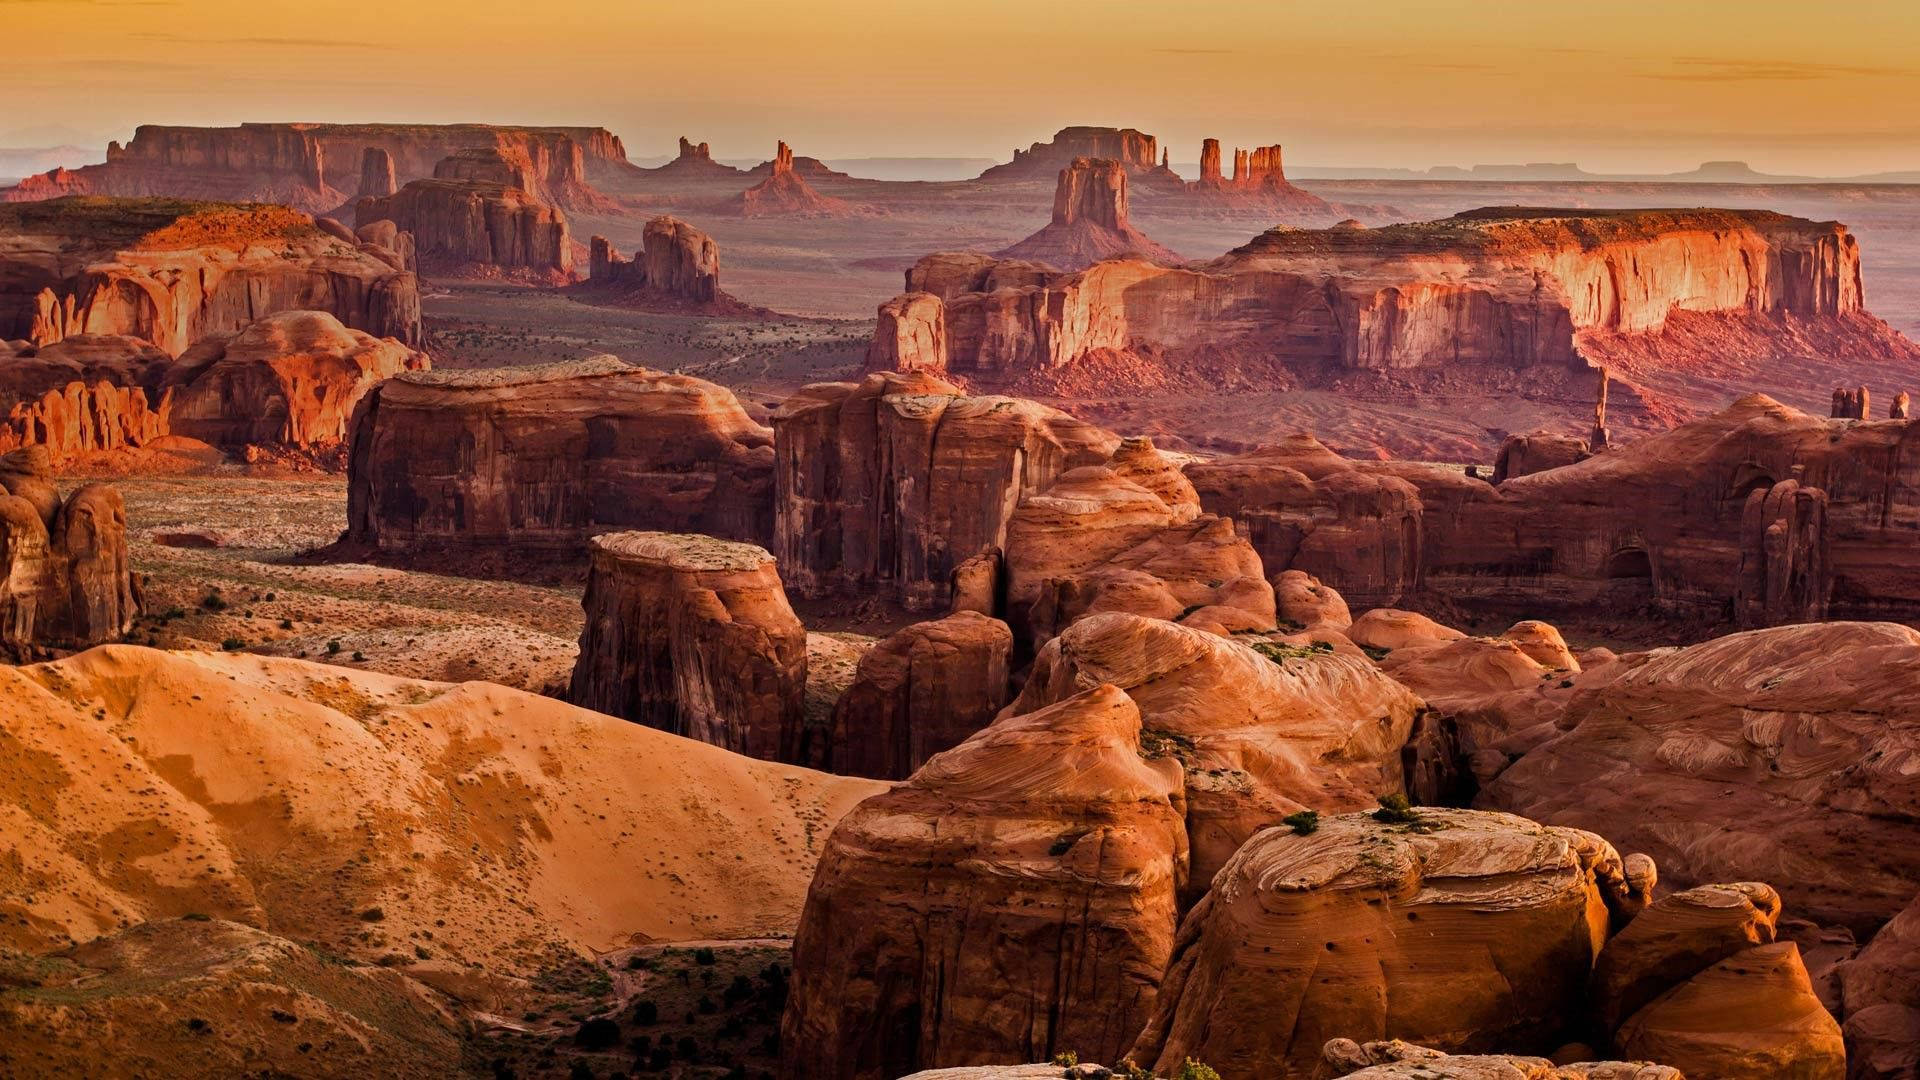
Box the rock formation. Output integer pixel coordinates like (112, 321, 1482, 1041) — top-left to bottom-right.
(1493, 432, 1591, 482)
(979, 126, 1175, 181)
(567, 531, 806, 762)
(346, 357, 775, 557)
(1273, 568, 1352, 630)
(1483, 621, 1920, 934)
(652, 136, 744, 177)
(1183, 138, 1338, 218)
(866, 291, 947, 373)
(358, 146, 396, 198)
(582, 216, 762, 313)
(1009, 612, 1426, 890)
(866, 208, 1896, 391)
(1613, 942, 1844, 1078)
(813, 610, 1012, 778)
(165, 310, 428, 451)
(993, 158, 1181, 270)
(0, 456, 137, 655)
(724, 142, 850, 217)
(355, 149, 574, 282)
(0, 336, 172, 459)
(1841, 891, 1920, 1079)
(781, 683, 1189, 1078)
(1323, 1042, 1683, 1079)
(772, 371, 1117, 610)
(1, 197, 421, 352)
(1, 123, 630, 213)
(1127, 809, 1639, 1075)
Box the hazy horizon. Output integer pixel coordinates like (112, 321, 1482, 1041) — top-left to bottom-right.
(4, 0, 1918, 176)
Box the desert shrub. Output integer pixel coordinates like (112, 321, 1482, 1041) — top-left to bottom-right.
(574, 1017, 621, 1050)
(220, 637, 246, 651)
(1372, 793, 1420, 824)
(630, 999, 657, 1025)
(1282, 809, 1320, 835)
(694, 946, 716, 965)
(1176, 1060, 1222, 1080)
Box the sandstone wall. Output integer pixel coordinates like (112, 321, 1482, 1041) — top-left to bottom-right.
(346, 357, 775, 556)
(0, 452, 137, 655)
(355, 167, 573, 283)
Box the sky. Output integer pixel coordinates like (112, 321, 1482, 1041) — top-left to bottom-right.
(3, 0, 1918, 175)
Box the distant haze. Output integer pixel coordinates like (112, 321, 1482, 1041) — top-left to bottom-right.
(4, 0, 1918, 177)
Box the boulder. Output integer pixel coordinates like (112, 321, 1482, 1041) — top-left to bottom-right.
(1840, 891, 1920, 1080)
(815, 611, 1012, 779)
(1614, 943, 1844, 1079)
(781, 683, 1189, 1078)
(1128, 809, 1639, 1076)
(1274, 569, 1352, 630)
(567, 531, 806, 762)
(1590, 882, 1784, 1033)
(1009, 612, 1425, 892)
(1347, 608, 1466, 653)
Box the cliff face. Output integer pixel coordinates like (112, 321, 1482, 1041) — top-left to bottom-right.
(2, 123, 628, 213)
(867, 208, 1881, 385)
(355, 154, 574, 284)
(0, 336, 173, 459)
(345, 357, 775, 557)
(0, 197, 421, 353)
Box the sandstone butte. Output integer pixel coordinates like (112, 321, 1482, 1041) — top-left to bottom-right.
(648, 136, 746, 178)
(568, 531, 807, 763)
(345, 356, 775, 558)
(0, 643, 883, 968)
(0, 310, 426, 463)
(992, 157, 1182, 271)
(0, 122, 631, 213)
(0, 196, 421, 354)
(355, 147, 575, 283)
(583, 214, 768, 314)
(0, 452, 137, 656)
(781, 683, 1190, 1078)
(723, 141, 853, 218)
(1183, 137, 1339, 218)
(772, 370, 1118, 611)
(861, 207, 1915, 399)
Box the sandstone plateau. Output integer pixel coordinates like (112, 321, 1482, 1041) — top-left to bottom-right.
(0, 197, 421, 352)
(345, 357, 774, 558)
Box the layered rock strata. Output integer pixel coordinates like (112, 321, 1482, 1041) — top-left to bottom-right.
(0, 455, 137, 655)
(814, 610, 1012, 778)
(355, 150, 573, 282)
(979, 126, 1175, 181)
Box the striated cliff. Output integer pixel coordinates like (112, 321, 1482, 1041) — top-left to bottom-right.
(345, 357, 775, 559)
(355, 150, 574, 283)
(867, 207, 1889, 388)
(1, 123, 629, 213)
(0, 197, 421, 353)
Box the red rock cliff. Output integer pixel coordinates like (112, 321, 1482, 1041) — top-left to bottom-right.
(355, 151, 574, 283)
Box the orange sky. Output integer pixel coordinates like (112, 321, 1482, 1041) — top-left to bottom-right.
(4, 0, 1918, 174)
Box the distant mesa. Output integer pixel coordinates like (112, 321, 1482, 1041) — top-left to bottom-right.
(0, 196, 421, 354)
(354, 148, 576, 284)
(721, 141, 854, 217)
(0, 122, 629, 214)
(993, 156, 1181, 270)
(580, 214, 771, 315)
(646, 136, 746, 177)
(978, 125, 1179, 183)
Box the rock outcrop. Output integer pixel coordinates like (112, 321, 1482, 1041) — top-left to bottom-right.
(0, 457, 137, 655)
(0, 336, 172, 459)
(1010, 612, 1426, 890)
(346, 357, 775, 557)
(165, 310, 428, 451)
(814, 610, 1012, 779)
(1483, 621, 1920, 933)
(1323, 1041, 1683, 1079)
(651, 136, 744, 177)
(866, 208, 1891, 391)
(1, 197, 421, 352)
(2, 123, 630, 213)
(582, 215, 763, 313)
(357, 146, 396, 199)
(567, 531, 806, 762)
(1842, 891, 1920, 1079)
(724, 142, 850, 217)
(1614, 943, 1844, 1079)
(781, 683, 1189, 1078)
(773, 371, 1117, 610)
(993, 158, 1181, 271)
(1127, 809, 1637, 1075)
(355, 149, 574, 282)
(1184, 138, 1338, 219)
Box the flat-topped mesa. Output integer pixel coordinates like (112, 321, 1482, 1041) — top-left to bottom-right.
(978, 125, 1178, 183)
(867, 207, 1892, 389)
(772, 371, 1119, 611)
(722, 141, 852, 218)
(355, 150, 574, 283)
(357, 147, 396, 199)
(567, 531, 806, 762)
(2, 123, 629, 213)
(582, 215, 763, 314)
(992, 157, 1182, 271)
(345, 357, 774, 559)
(0, 197, 421, 353)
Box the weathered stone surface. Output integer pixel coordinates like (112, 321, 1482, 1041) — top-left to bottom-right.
(1273, 569, 1352, 630)
(1347, 608, 1466, 652)
(815, 610, 1011, 779)
(357, 146, 396, 199)
(1483, 621, 1920, 933)
(1010, 612, 1425, 892)
(567, 531, 805, 762)
(866, 291, 947, 373)
(1614, 943, 1844, 1080)
(346, 357, 775, 556)
(1842, 891, 1920, 1080)
(773, 372, 1117, 610)
(979, 126, 1171, 180)
(0, 336, 172, 459)
(1, 197, 421, 352)
(355, 153, 573, 283)
(166, 310, 427, 450)
(1591, 883, 1784, 1034)
(1495, 432, 1591, 483)
(0, 456, 137, 655)
(1128, 809, 1636, 1075)
(993, 157, 1181, 271)
(782, 683, 1189, 1078)
(1324, 1041, 1683, 1080)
